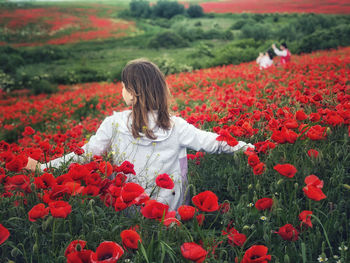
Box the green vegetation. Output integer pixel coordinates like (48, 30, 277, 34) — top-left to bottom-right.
(1, 1, 350, 93)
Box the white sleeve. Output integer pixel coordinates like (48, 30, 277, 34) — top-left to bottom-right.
(273, 47, 287, 57)
(176, 117, 253, 154)
(41, 116, 114, 170)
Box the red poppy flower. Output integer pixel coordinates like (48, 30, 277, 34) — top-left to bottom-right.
(5, 174, 31, 193)
(326, 112, 344, 126)
(68, 164, 90, 181)
(253, 162, 266, 175)
(113, 173, 127, 187)
(181, 242, 207, 263)
(5, 154, 28, 172)
(304, 174, 324, 188)
(255, 198, 273, 211)
(299, 210, 313, 228)
(0, 150, 14, 163)
(0, 224, 10, 245)
(28, 203, 49, 222)
(276, 224, 299, 241)
(228, 232, 246, 247)
(25, 147, 43, 160)
(90, 241, 124, 263)
(99, 161, 113, 176)
(67, 250, 92, 263)
(49, 201, 72, 218)
(178, 205, 196, 221)
(120, 229, 141, 250)
(141, 200, 169, 220)
(309, 113, 321, 122)
(216, 129, 238, 147)
(241, 245, 271, 263)
(22, 126, 35, 136)
(114, 197, 128, 212)
(82, 185, 100, 197)
(254, 140, 275, 154)
(65, 240, 87, 257)
(121, 182, 144, 203)
(273, 164, 297, 178)
(307, 149, 319, 158)
(303, 185, 326, 201)
(306, 125, 327, 140)
(248, 154, 260, 167)
(34, 173, 57, 189)
(192, 191, 219, 212)
(73, 147, 85, 156)
(219, 202, 230, 214)
(115, 161, 136, 175)
(295, 110, 308, 121)
(155, 173, 174, 189)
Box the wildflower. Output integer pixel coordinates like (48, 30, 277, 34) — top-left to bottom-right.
(260, 216, 267, 221)
(317, 255, 328, 262)
(276, 224, 299, 241)
(90, 241, 124, 263)
(0, 224, 10, 245)
(247, 203, 254, 208)
(273, 163, 297, 178)
(338, 245, 348, 251)
(120, 229, 141, 250)
(241, 245, 271, 263)
(155, 173, 174, 189)
(178, 205, 196, 221)
(255, 198, 273, 211)
(181, 242, 207, 263)
(192, 190, 219, 212)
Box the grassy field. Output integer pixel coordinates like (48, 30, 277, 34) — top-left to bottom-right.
(1, 1, 350, 94)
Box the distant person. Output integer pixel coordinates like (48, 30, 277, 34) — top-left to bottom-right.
(272, 42, 291, 65)
(256, 50, 274, 70)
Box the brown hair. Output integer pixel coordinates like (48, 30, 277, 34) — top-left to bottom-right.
(121, 59, 171, 139)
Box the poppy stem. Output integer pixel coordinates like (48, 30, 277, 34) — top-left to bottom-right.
(52, 219, 56, 248)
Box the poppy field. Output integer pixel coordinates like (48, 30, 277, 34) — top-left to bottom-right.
(199, 0, 350, 14)
(0, 6, 137, 47)
(0, 47, 350, 262)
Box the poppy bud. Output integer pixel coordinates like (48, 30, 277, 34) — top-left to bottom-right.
(42, 215, 53, 231)
(33, 242, 38, 254)
(294, 183, 299, 189)
(248, 184, 253, 190)
(284, 254, 290, 263)
(243, 225, 250, 231)
(343, 184, 350, 190)
(255, 181, 260, 191)
(277, 179, 284, 185)
(11, 247, 20, 257)
(89, 199, 95, 206)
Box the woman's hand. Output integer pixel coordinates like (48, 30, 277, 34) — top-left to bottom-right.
(25, 157, 40, 172)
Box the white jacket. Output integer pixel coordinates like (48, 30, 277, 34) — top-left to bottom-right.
(42, 110, 253, 210)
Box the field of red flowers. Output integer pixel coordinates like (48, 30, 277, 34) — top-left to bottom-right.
(200, 0, 350, 14)
(0, 47, 349, 262)
(0, 6, 137, 46)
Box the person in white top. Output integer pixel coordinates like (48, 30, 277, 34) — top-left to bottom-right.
(256, 50, 274, 70)
(26, 59, 254, 211)
(272, 42, 291, 65)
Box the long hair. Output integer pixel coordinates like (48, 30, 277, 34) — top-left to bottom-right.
(121, 59, 171, 139)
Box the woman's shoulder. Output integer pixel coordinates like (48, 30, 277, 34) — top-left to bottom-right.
(170, 115, 190, 129)
(101, 110, 131, 127)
